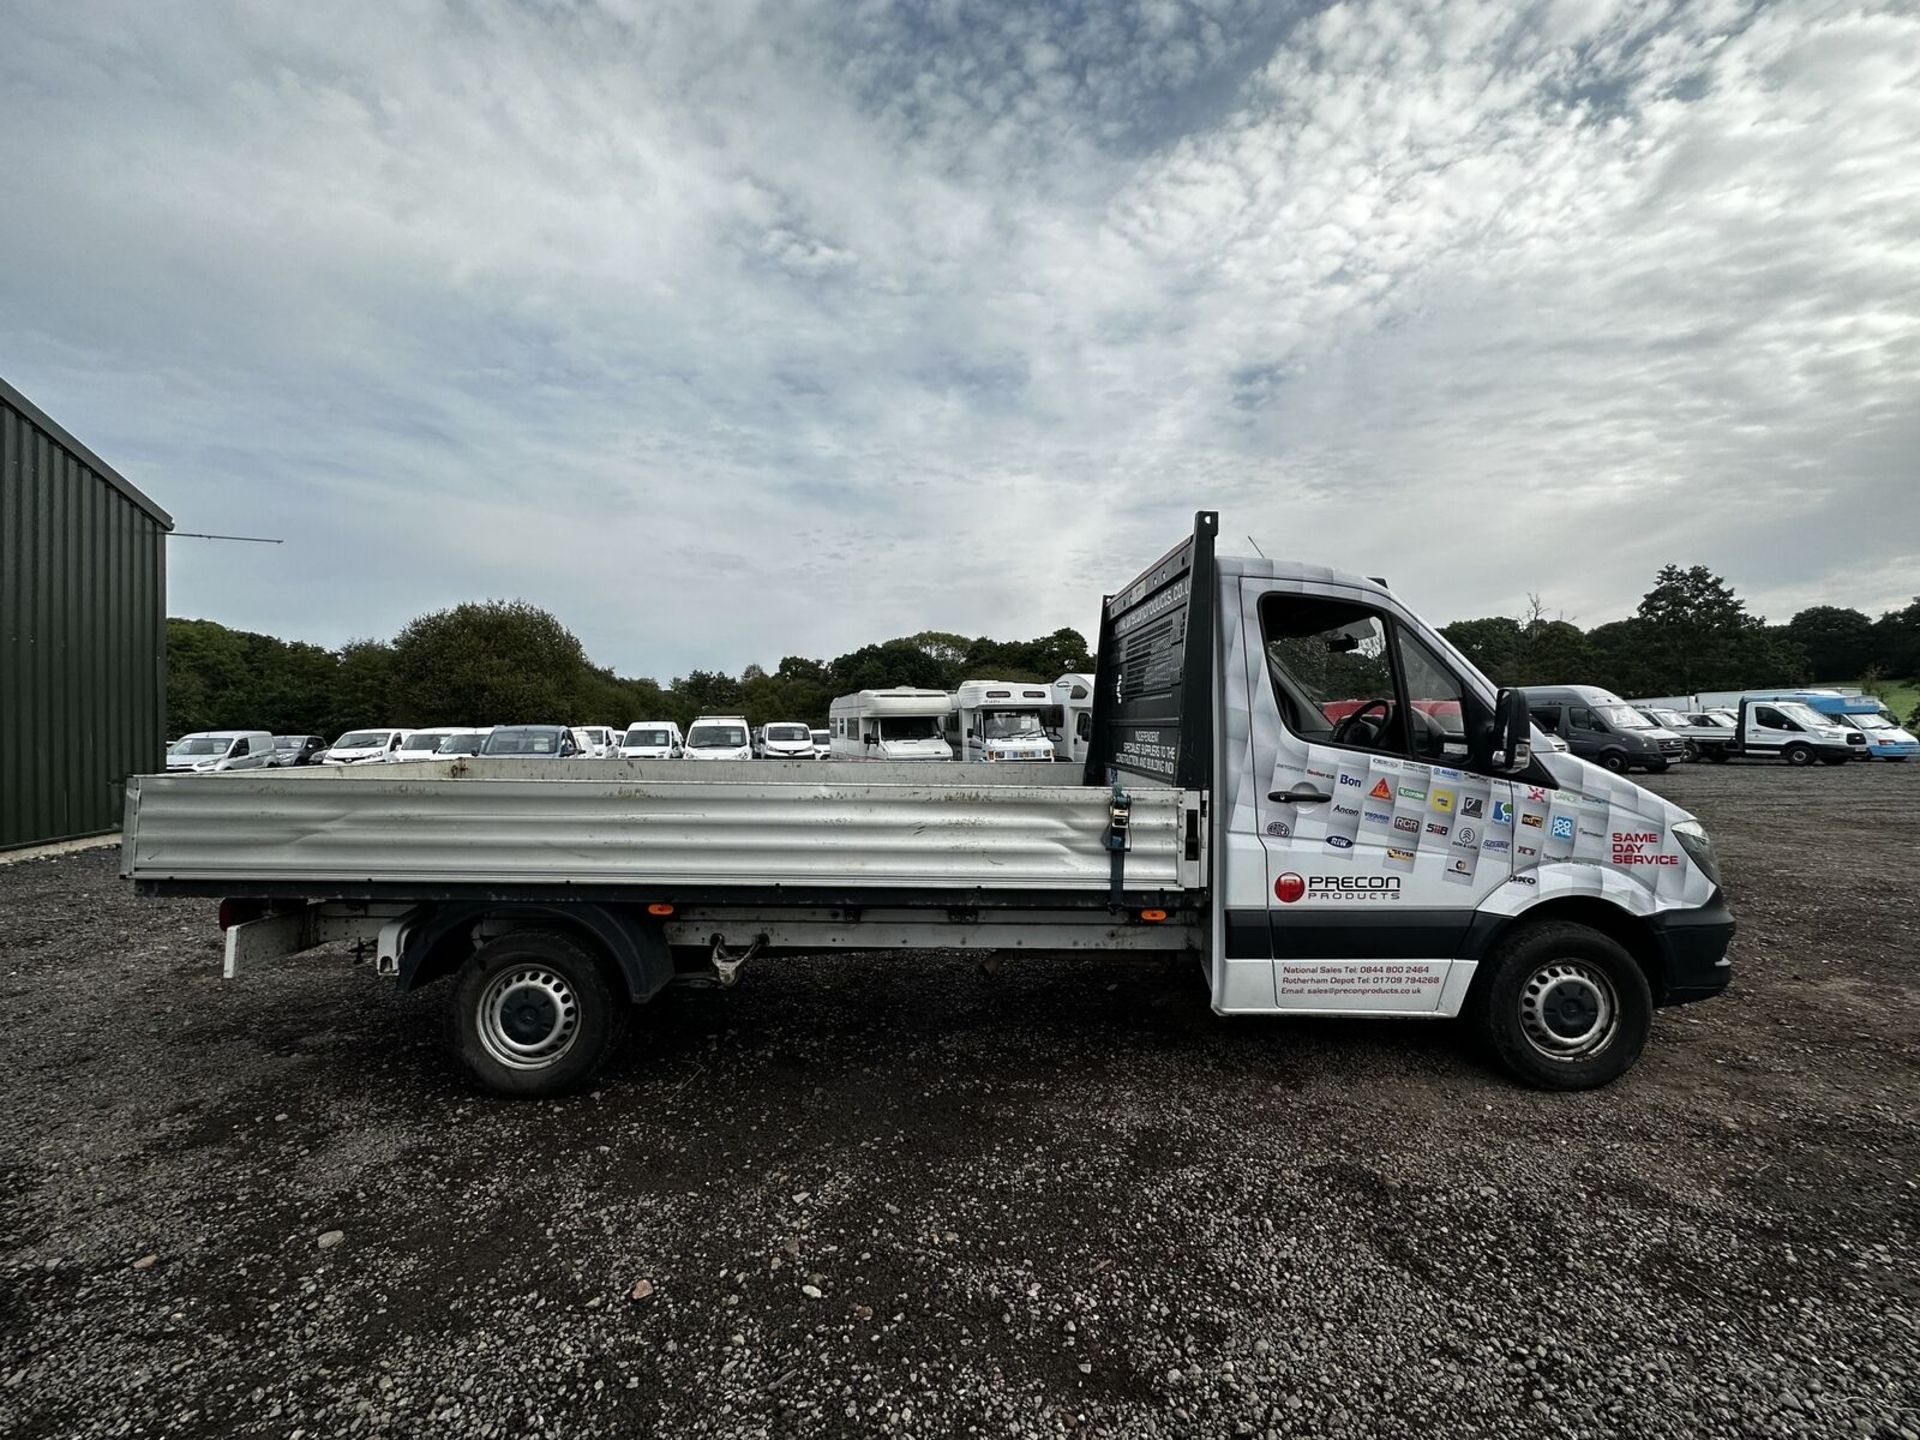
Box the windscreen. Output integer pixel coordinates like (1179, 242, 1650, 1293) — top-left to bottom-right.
(688, 725, 748, 748)
(1707, 710, 1737, 725)
(273, 736, 302, 750)
(1848, 713, 1894, 730)
(1597, 706, 1655, 729)
(980, 710, 1046, 740)
(484, 730, 560, 755)
(436, 732, 487, 753)
(811, 730, 830, 744)
(878, 716, 942, 741)
(172, 737, 228, 756)
(1648, 709, 1688, 728)
(766, 725, 811, 743)
(1776, 702, 1830, 729)
(625, 728, 672, 747)
(335, 731, 388, 749)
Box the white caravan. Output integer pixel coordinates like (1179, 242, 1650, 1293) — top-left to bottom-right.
(166, 731, 275, 773)
(754, 722, 817, 761)
(321, 728, 407, 766)
(951, 680, 1057, 762)
(1047, 673, 1097, 765)
(683, 715, 753, 761)
(829, 689, 954, 761)
(620, 722, 683, 759)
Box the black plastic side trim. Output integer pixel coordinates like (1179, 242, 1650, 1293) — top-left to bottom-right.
(1224, 907, 1482, 961)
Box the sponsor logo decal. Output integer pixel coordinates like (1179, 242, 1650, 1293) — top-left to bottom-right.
(1337, 772, 1364, 790)
(1369, 778, 1393, 800)
(1386, 847, 1415, 862)
(1275, 872, 1403, 903)
(1325, 834, 1355, 849)
(1397, 784, 1427, 802)
(1610, 830, 1679, 867)
(1460, 796, 1484, 819)
(1484, 838, 1510, 853)
(1434, 768, 1463, 781)
(1517, 843, 1538, 858)
(1521, 812, 1545, 829)
(1447, 856, 1473, 876)
(1507, 873, 1538, 886)
(1332, 802, 1359, 818)
(1426, 821, 1450, 838)
(1430, 789, 1455, 814)
(1456, 825, 1480, 846)
(1492, 801, 1513, 825)
(1363, 808, 1393, 825)
(1392, 816, 1420, 834)
(1264, 820, 1292, 838)
(1526, 786, 1548, 802)
(1579, 824, 1606, 843)
(1550, 815, 1576, 841)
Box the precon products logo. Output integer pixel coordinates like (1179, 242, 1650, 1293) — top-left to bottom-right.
(1275, 872, 1403, 903)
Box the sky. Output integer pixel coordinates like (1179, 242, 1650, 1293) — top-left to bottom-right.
(3, 0, 1917, 680)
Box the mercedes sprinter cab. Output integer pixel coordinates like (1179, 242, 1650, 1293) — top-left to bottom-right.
(619, 722, 683, 760)
(683, 716, 753, 761)
(949, 681, 1056, 763)
(322, 728, 407, 766)
(829, 689, 954, 760)
(166, 731, 276, 773)
(754, 722, 817, 761)
(1521, 688, 1686, 773)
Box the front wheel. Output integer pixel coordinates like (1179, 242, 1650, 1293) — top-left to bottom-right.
(448, 929, 628, 1098)
(1682, 741, 1699, 761)
(1644, 760, 1670, 774)
(1466, 922, 1653, 1090)
(1599, 750, 1629, 773)
(1784, 743, 1816, 767)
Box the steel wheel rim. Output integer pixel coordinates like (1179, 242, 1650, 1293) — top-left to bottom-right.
(1519, 961, 1618, 1061)
(477, 966, 580, 1071)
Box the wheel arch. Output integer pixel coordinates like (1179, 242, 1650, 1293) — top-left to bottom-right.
(396, 902, 674, 1003)
(1466, 896, 1670, 1005)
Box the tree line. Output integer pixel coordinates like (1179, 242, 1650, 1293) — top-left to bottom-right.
(166, 600, 1094, 738)
(168, 566, 1920, 740)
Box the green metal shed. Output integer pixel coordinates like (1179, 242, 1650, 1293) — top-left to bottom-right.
(1, 376, 172, 850)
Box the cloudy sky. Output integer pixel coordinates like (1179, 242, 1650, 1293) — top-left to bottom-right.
(4, 0, 1917, 679)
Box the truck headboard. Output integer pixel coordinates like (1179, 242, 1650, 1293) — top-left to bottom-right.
(1083, 510, 1218, 792)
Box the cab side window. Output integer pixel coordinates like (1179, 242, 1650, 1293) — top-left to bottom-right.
(1529, 707, 1561, 735)
(231, 738, 249, 757)
(1259, 594, 1492, 767)
(1755, 706, 1793, 731)
(1569, 706, 1600, 732)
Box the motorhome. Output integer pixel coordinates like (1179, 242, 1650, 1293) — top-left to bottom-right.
(1046, 673, 1097, 765)
(124, 513, 1735, 1099)
(829, 689, 954, 760)
(683, 716, 753, 761)
(950, 681, 1056, 762)
(753, 723, 818, 761)
(620, 722, 683, 760)
(165, 731, 276, 773)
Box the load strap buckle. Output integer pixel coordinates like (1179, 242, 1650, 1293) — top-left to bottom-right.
(1106, 784, 1132, 909)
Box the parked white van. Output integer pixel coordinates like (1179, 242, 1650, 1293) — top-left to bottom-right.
(810, 728, 832, 759)
(754, 722, 817, 760)
(573, 725, 619, 759)
(620, 722, 683, 759)
(951, 680, 1056, 762)
(321, 728, 407, 766)
(395, 727, 463, 763)
(166, 731, 276, 773)
(829, 689, 953, 761)
(683, 715, 753, 761)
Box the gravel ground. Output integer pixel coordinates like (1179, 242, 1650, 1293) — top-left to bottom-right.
(2, 762, 1916, 1439)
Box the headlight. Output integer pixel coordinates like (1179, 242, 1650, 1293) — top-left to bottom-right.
(1672, 819, 1720, 886)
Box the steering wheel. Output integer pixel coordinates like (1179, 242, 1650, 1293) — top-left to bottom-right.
(1333, 698, 1394, 747)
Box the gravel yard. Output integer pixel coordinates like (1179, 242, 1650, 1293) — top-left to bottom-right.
(2, 763, 1916, 1439)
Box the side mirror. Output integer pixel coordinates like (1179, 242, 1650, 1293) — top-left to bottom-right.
(1486, 688, 1532, 775)
(864, 733, 877, 746)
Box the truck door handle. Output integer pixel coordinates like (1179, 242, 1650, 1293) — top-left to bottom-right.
(1267, 784, 1331, 805)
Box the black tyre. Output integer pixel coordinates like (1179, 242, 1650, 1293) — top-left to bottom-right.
(1784, 743, 1815, 768)
(1644, 760, 1669, 774)
(448, 929, 628, 1098)
(1682, 741, 1698, 761)
(1599, 750, 1629, 773)
(1466, 922, 1653, 1090)
(1705, 746, 1730, 764)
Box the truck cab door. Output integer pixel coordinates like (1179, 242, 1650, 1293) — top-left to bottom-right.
(1233, 579, 1517, 1014)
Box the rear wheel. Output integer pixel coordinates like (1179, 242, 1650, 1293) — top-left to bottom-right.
(1599, 750, 1629, 773)
(1784, 743, 1815, 767)
(1704, 746, 1730, 764)
(1682, 741, 1699, 761)
(1466, 922, 1653, 1090)
(448, 929, 628, 1098)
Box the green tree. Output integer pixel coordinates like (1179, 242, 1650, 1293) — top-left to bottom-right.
(1871, 598, 1920, 677)
(1439, 616, 1527, 685)
(1785, 605, 1877, 681)
(387, 601, 585, 725)
(1515, 620, 1597, 686)
(669, 668, 744, 724)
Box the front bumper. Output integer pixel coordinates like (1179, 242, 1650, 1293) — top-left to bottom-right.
(1646, 889, 1735, 1005)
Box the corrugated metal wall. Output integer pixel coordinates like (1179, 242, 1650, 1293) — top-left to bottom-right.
(1, 378, 171, 849)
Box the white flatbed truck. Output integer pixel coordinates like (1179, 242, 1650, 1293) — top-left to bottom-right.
(122, 514, 1735, 1097)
